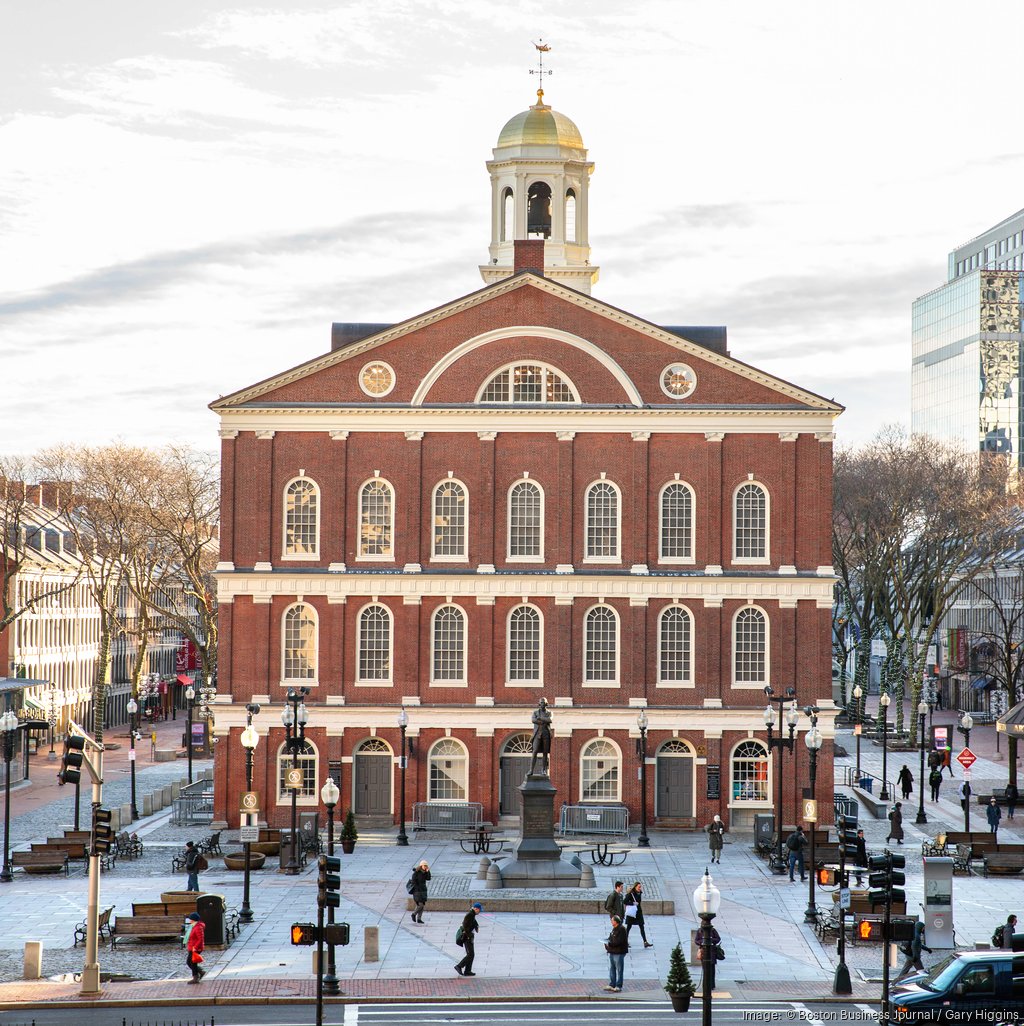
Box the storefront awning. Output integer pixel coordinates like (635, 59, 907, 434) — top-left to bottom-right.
(176, 674, 193, 686)
(997, 699, 1024, 736)
(971, 676, 994, 690)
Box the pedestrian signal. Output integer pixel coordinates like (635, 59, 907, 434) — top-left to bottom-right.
(324, 922, 351, 946)
(818, 868, 837, 886)
(858, 919, 882, 941)
(291, 922, 317, 945)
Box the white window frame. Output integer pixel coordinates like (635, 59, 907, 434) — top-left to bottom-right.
(506, 603, 544, 686)
(656, 603, 694, 688)
(276, 738, 319, 807)
(732, 604, 769, 689)
(428, 737, 469, 803)
(430, 604, 468, 686)
(729, 739, 771, 807)
(357, 478, 395, 561)
(507, 478, 545, 563)
(732, 481, 769, 565)
(583, 480, 622, 563)
(579, 737, 622, 802)
(430, 479, 469, 562)
(582, 603, 620, 687)
(476, 362, 580, 404)
(281, 601, 319, 686)
(658, 480, 695, 564)
(355, 602, 394, 686)
(282, 476, 320, 560)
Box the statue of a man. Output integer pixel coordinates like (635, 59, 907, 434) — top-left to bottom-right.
(529, 697, 552, 776)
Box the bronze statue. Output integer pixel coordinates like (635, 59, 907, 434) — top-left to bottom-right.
(529, 697, 552, 776)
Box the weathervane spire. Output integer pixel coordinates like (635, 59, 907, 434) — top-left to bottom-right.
(530, 39, 552, 107)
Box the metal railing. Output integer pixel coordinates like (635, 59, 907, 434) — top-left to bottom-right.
(834, 793, 859, 822)
(171, 778, 214, 826)
(842, 766, 894, 802)
(412, 801, 482, 832)
(558, 804, 629, 837)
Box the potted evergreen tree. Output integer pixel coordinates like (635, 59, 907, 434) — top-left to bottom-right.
(665, 941, 696, 1013)
(340, 809, 358, 854)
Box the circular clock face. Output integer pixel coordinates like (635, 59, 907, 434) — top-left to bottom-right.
(359, 361, 395, 397)
(661, 363, 697, 399)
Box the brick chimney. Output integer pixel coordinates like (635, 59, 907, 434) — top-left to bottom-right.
(513, 239, 545, 276)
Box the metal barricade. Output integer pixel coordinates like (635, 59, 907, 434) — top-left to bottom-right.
(411, 802, 482, 832)
(558, 804, 629, 837)
(172, 779, 215, 826)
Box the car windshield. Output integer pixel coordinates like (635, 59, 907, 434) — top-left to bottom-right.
(920, 954, 964, 992)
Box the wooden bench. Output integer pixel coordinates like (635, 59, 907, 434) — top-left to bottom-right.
(62, 830, 93, 844)
(977, 788, 1009, 806)
(13, 850, 69, 875)
(74, 906, 114, 946)
(111, 916, 184, 949)
(133, 900, 196, 918)
(983, 852, 1024, 876)
(34, 840, 87, 859)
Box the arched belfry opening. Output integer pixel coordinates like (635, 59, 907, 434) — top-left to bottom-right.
(527, 182, 552, 238)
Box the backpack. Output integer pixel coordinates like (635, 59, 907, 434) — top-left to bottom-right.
(786, 833, 800, 852)
(195, 854, 209, 872)
(455, 925, 465, 947)
(993, 925, 1005, 947)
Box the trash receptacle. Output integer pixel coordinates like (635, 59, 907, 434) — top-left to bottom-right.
(196, 893, 226, 947)
(859, 777, 873, 793)
(279, 831, 298, 870)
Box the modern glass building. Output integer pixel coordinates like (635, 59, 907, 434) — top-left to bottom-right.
(912, 210, 1024, 464)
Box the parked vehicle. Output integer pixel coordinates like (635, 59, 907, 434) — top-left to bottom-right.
(891, 950, 1024, 1022)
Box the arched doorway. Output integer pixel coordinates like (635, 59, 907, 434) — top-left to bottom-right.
(353, 738, 392, 816)
(656, 739, 694, 819)
(499, 733, 533, 816)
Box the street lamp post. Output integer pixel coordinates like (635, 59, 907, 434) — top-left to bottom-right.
(916, 700, 928, 825)
(804, 708, 822, 924)
(320, 776, 341, 996)
(853, 685, 863, 781)
(693, 867, 721, 1026)
(240, 703, 261, 924)
(764, 687, 799, 861)
(185, 685, 195, 784)
(960, 712, 974, 831)
(48, 682, 57, 761)
(281, 688, 309, 875)
(1, 711, 19, 883)
(397, 708, 409, 847)
(878, 692, 891, 800)
(126, 695, 139, 821)
(637, 708, 650, 849)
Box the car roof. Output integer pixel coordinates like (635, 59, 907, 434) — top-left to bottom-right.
(956, 951, 1016, 964)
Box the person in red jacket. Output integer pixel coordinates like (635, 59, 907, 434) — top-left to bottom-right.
(185, 912, 206, 983)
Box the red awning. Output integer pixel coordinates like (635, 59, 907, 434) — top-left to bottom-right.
(176, 674, 193, 686)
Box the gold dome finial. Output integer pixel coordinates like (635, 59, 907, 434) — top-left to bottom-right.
(530, 39, 552, 107)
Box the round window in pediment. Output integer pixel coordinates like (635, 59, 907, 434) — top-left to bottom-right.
(360, 361, 396, 398)
(661, 363, 697, 399)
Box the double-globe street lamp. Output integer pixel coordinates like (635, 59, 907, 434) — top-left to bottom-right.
(637, 708, 650, 849)
(916, 699, 929, 825)
(764, 687, 799, 861)
(185, 685, 196, 784)
(853, 684, 864, 781)
(1, 711, 21, 883)
(803, 708, 822, 924)
(126, 695, 139, 821)
(878, 692, 892, 800)
(321, 776, 341, 996)
(693, 867, 722, 1026)
(397, 708, 410, 847)
(281, 687, 310, 875)
(960, 711, 974, 831)
(239, 703, 261, 924)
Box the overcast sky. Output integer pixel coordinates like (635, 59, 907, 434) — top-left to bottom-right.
(3, 0, 1023, 456)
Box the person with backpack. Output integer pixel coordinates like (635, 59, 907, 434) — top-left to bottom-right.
(929, 768, 943, 802)
(183, 841, 206, 892)
(454, 901, 482, 976)
(185, 912, 206, 983)
(603, 914, 628, 992)
(994, 914, 1017, 948)
(887, 802, 905, 845)
(786, 826, 807, 882)
(408, 860, 430, 924)
(898, 765, 914, 801)
(604, 880, 625, 920)
(897, 920, 931, 978)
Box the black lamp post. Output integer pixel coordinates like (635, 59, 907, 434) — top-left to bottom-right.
(803, 708, 822, 924)
(878, 692, 891, 800)
(185, 684, 195, 784)
(853, 684, 863, 781)
(281, 687, 309, 875)
(47, 683, 57, 762)
(239, 702, 260, 924)
(915, 699, 928, 825)
(764, 687, 798, 859)
(636, 708, 650, 848)
(126, 695, 139, 821)
(320, 776, 341, 996)
(1, 711, 19, 883)
(960, 711, 974, 831)
(693, 867, 721, 1026)
(397, 708, 409, 847)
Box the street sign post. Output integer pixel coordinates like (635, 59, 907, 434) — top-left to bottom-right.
(957, 748, 976, 771)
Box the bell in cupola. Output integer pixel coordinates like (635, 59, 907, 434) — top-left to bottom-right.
(527, 182, 552, 238)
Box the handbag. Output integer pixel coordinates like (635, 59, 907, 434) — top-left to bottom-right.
(406, 879, 416, 894)
(455, 925, 465, 947)
(714, 945, 726, 961)
(624, 902, 637, 919)
(195, 855, 209, 872)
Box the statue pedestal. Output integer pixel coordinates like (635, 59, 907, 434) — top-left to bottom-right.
(499, 773, 583, 888)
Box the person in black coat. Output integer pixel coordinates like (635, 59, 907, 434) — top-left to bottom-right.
(604, 881, 625, 920)
(854, 828, 868, 886)
(624, 882, 653, 947)
(409, 860, 430, 924)
(929, 768, 942, 802)
(1006, 783, 1019, 821)
(695, 921, 722, 989)
(887, 802, 905, 844)
(898, 765, 914, 801)
(454, 902, 482, 976)
(603, 915, 629, 992)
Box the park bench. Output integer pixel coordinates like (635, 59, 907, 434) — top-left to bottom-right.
(111, 916, 184, 949)
(133, 899, 196, 918)
(62, 830, 93, 844)
(413, 801, 483, 832)
(115, 832, 143, 859)
(814, 904, 842, 940)
(12, 850, 69, 875)
(983, 852, 1024, 877)
(225, 907, 241, 939)
(812, 843, 841, 867)
(197, 831, 222, 855)
(976, 788, 1010, 806)
(34, 840, 87, 859)
(74, 906, 114, 946)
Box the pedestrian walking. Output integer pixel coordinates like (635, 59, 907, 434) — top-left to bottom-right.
(183, 841, 206, 892)
(927, 748, 942, 773)
(1006, 783, 1019, 821)
(185, 912, 206, 983)
(454, 901, 482, 976)
(624, 882, 653, 948)
(604, 880, 625, 920)
(603, 914, 628, 992)
(409, 860, 430, 924)
(854, 828, 868, 886)
(786, 826, 808, 882)
(695, 919, 722, 990)
(987, 797, 1002, 838)
(993, 914, 1018, 948)
(898, 765, 914, 801)
(706, 815, 725, 864)
(943, 748, 955, 778)
(897, 920, 932, 978)
(929, 768, 942, 802)
(887, 802, 905, 844)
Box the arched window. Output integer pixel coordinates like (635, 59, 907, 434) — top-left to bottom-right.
(431, 605, 466, 684)
(479, 363, 578, 404)
(507, 604, 542, 683)
(282, 603, 317, 682)
(659, 482, 694, 562)
(580, 738, 620, 801)
(432, 480, 467, 559)
(731, 739, 769, 803)
(508, 480, 543, 559)
(658, 605, 692, 685)
(359, 479, 394, 559)
(501, 187, 514, 242)
(283, 478, 318, 558)
(584, 605, 619, 684)
(357, 604, 392, 683)
(734, 482, 768, 561)
(565, 189, 577, 243)
(277, 738, 318, 804)
(429, 738, 468, 801)
(733, 606, 768, 686)
(585, 481, 620, 560)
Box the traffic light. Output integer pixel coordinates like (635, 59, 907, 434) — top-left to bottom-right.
(838, 814, 859, 860)
(291, 922, 317, 945)
(58, 734, 86, 785)
(91, 807, 114, 854)
(858, 918, 882, 941)
(818, 867, 837, 886)
(867, 852, 906, 907)
(318, 854, 341, 910)
(324, 922, 350, 946)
